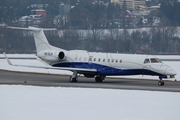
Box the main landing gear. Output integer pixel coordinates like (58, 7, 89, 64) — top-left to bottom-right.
(69, 71, 78, 82)
(69, 76, 78, 82)
(69, 72, 105, 83)
(95, 75, 105, 83)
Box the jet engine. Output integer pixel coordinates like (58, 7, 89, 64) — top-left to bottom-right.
(37, 50, 66, 62)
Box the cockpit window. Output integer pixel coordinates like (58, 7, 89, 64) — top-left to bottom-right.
(144, 59, 150, 64)
(150, 58, 162, 63)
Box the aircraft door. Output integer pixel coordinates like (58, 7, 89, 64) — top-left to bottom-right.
(142, 56, 151, 74)
(106, 53, 114, 74)
(88, 56, 94, 69)
(88, 56, 93, 63)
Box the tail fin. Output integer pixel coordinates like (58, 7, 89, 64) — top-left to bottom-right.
(8, 26, 62, 52)
(30, 27, 57, 52)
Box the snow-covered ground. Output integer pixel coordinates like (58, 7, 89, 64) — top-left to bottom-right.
(1, 54, 180, 120)
(1, 85, 180, 120)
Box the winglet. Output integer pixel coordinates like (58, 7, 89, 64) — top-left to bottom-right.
(3, 52, 12, 65)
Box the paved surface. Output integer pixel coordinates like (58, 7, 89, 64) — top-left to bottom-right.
(0, 70, 180, 92)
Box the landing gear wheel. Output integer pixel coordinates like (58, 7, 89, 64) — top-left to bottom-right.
(158, 81, 165, 86)
(69, 76, 78, 83)
(95, 77, 103, 82)
(161, 81, 164, 85)
(95, 76, 105, 83)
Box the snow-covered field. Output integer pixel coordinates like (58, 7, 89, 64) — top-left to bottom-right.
(1, 85, 180, 120)
(1, 54, 180, 120)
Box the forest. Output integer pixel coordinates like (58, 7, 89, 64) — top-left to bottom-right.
(0, 26, 179, 54)
(0, 0, 180, 54)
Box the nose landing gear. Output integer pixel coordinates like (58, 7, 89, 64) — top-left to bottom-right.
(158, 76, 167, 86)
(158, 80, 164, 86)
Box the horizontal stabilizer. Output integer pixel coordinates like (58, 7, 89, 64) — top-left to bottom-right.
(7, 26, 56, 31)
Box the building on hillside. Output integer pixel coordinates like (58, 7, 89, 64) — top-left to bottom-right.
(17, 15, 44, 27)
(31, 9, 47, 17)
(111, 0, 146, 9)
(30, 4, 48, 9)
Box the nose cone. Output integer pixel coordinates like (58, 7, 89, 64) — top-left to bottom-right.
(164, 66, 177, 76)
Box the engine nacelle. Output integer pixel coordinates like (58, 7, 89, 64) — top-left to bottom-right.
(37, 50, 66, 62)
(58, 51, 65, 60)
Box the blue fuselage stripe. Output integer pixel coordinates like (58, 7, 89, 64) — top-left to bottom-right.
(52, 62, 163, 76)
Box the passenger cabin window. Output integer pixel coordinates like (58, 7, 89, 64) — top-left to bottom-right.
(94, 58, 96, 61)
(150, 58, 161, 63)
(103, 59, 105, 62)
(89, 57, 92, 61)
(98, 58, 101, 62)
(144, 59, 150, 64)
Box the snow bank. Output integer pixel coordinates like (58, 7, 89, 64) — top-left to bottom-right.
(0, 85, 180, 120)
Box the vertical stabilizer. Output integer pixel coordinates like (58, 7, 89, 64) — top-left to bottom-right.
(8, 26, 63, 53)
(28, 26, 60, 52)
(32, 29, 52, 52)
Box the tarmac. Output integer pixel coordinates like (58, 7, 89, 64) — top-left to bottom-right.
(0, 70, 180, 92)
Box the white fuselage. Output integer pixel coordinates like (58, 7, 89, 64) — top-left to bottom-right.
(37, 49, 176, 77)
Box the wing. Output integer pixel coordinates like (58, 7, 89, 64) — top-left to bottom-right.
(3, 53, 97, 74)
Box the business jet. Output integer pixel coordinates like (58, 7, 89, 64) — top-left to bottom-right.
(4, 26, 176, 86)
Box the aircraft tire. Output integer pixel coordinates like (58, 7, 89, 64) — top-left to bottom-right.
(95, 77, 103, 83)
(158, 81, 164, 86)
(161, 81, 165, 86)
(69, 76, 78, 83)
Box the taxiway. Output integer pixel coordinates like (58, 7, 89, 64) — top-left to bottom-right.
(0, 70, 180, 92)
